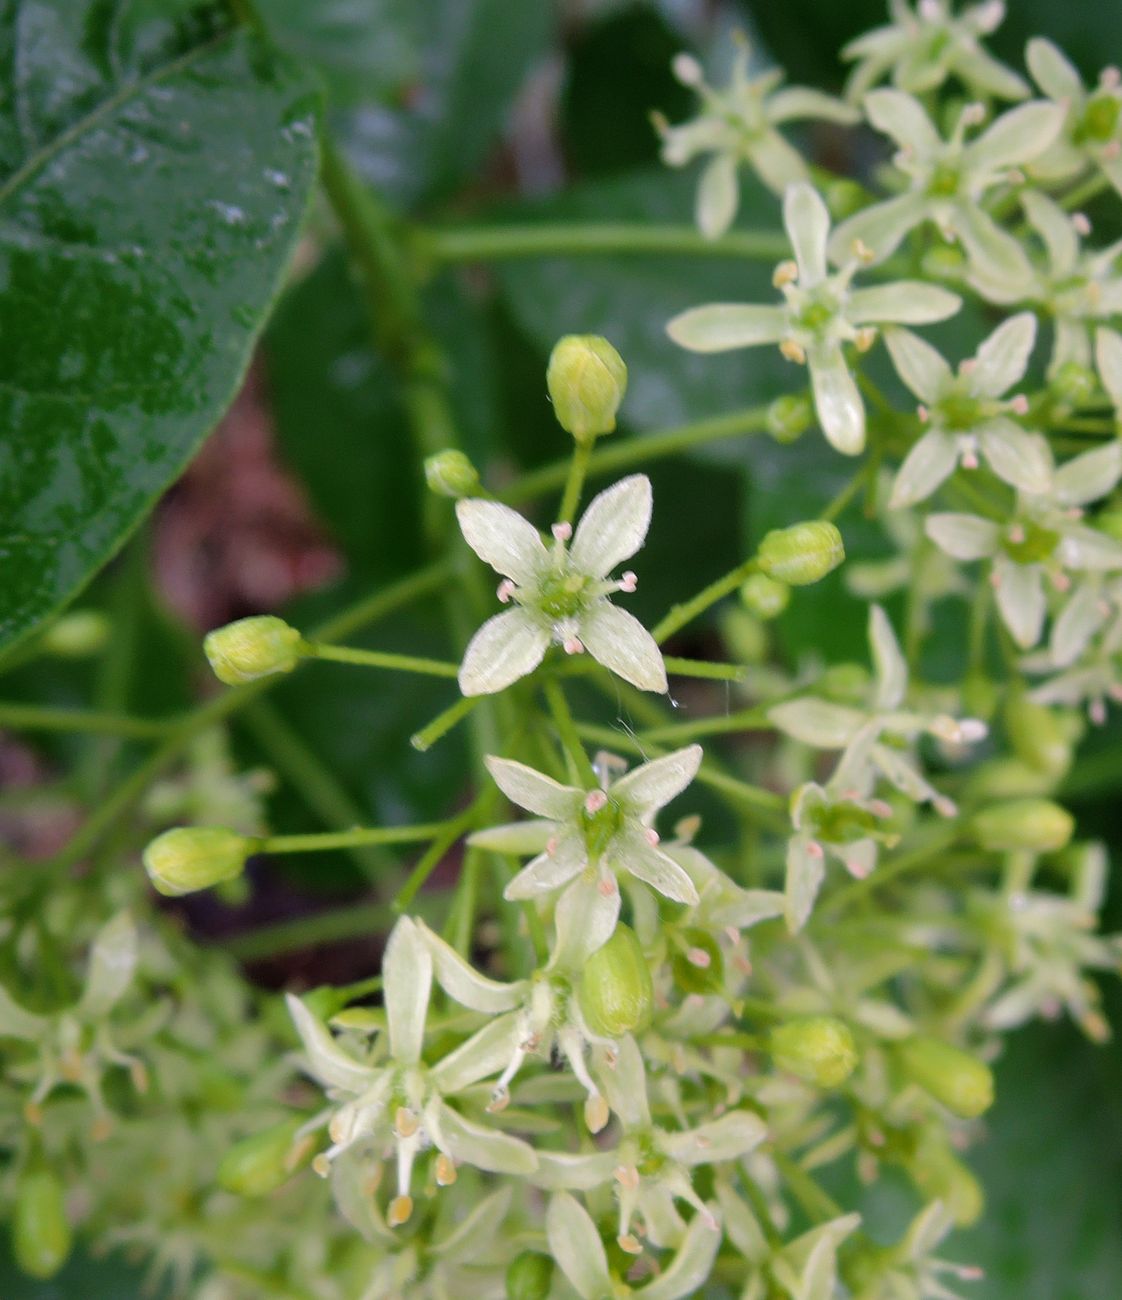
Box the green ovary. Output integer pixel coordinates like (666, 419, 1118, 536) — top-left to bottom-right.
(1002, 521, 1059, 564)
(534, 569, 589, 620)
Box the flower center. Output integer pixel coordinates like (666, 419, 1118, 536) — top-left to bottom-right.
(1002, 520, 1059, 564)
(809, 801, 880, 844)
(937, 392, 986, 431)
(534, 569, 589, 621)
(582, 797, 625, 858)
(927, 163, 961, 198)
(1078, 93, 1121, 144)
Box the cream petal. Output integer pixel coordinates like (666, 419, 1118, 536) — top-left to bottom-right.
(383, 917, 432, 1066)
(784, 181, 831, 285)
(455, 498, 548, 585)
(746, 129, 810, 194)
(978, 420, 1053, 495)
(570, 474, 652, 578)
(993, 554, 1046, 648)
(925, 512, 1000, 561)
(889, 430, 958, 509)
(863, 88, 941, 156)
(784, 836, 825, 933)
(484, 755, 582, 818)
(1095, 327, 1122, 412)
(696, 153, 739, 239)
(611, 744, 702, 818)
(1051, 582, 1108, 667)
(610, 826, 700, 904)
(808, 344, 865, 455)
(417, 921, 524, 1014)
(666, 302, 787, 352)
(1026, 38, 1087, 107)
(547, 1194, 613, 1300)
(884, 326, 953, 403)
(503, 835, 587, 900)
(847, 280, 960, 325)
(1054, 442, 1122, 507)
(467, 818, 554, 855)
(459, 609, 550, 696)
(428, 1099, 537, 1174)
(965, 100, 1065, 174)
(970, 312, 1037, 398)
(578, 601, 668, 693)
(869, 604, 907, 711)
(549, 874, 621, 970)
(1021, 190, 1078, 275)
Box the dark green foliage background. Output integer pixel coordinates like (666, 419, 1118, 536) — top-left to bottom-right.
(1, 0, 1120, 1293)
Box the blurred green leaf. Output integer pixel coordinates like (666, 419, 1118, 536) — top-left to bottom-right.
(0, 1, 320, 658)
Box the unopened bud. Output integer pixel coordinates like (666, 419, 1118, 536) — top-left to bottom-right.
(971, 798, 1074, 853)
(824, 178, 867, 221)
(740, 572, 790, 620)
(766, 394, 813, 443)
(217, 1117, 311, 1197)
(506, 1250, 555, 1300)
(546, 335, 628, 441)
(577, 924, 653, 1038)
(143, 826, 251, 897)
(757, 521, 845, 586)
(204, 615, 303, 685)
(13, 1165, 71, 1280)
(1004, 692, 1071, 781)
(424, 449, 480, 499)
(1050, 360, 1097, 407)
(770, 1016, 858, 1088)
(897, 1036, 994, 1118)
(40, 610, 110, 658)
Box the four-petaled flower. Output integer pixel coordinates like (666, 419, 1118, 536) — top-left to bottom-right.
(842, 0, 1028, 104)
(926, 442, 1122, 647)
(828, 91, 1064, 288)
(470, 746, 706, 907)
(456, 474, 667, 696)
(1026, 39, 1122, 197)
(657, 43, 856, 238)
(668, 182, 961, 454)
(885, 313, 1053, 508)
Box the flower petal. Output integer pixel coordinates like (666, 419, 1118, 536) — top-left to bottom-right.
(785, 836, 825, 933)
(1096, 327, 1122, 412)
(970, 312, 1037, 398)
(666, 302, 787, 352)
(954, 45, 1030, 102)
(1021, 189, 1078, 274)
(286, 994, 376, 1094)
(485, 756, 582, 818)
(467, 818, 554, 855)
(428, 1099, 538, 1174)
(78, 911, 138, 1019)
(870, 604, 907, 711)
(884, 327, 953, 403)
(503, 835, 587, 900)
(383, 917, 431, 1066)
(547, 1193, 613, 1300)
(662, 1110, 768, 1166)
(965, 101, 1064, 174)
(846, 281, 960, 325)
(1054, 442, 1122, 507)
(784, 182, 831, 285)
(769, 698, 865, 748)
(578, 601, 668, 693)
(809, 344, 865, 454)
(889, 430, 958, 509)
(746, 129, 810, 194)
(1057, 526, 1122, 571)
(994, 554, 1046, 648)
(570, 474, 652, 578)
(978, 420, 1053, 495)
(696, 153, 739, 239)
(417, 921, 524, 1014)
(612, 743, 703, 819)
(925, 513, 1000, 561)
(430, 1014, 521, 1094)
(459, 609, 550, 696)
(549, 873, 622, 970)
(611, 826, 700, 904)
(641, 1211, 723, 1300)
(1051, 582, 1108, 667)
(768, 87, 859, 125)
(951, 205, 1033, 289)
(533, 1150, 618, 1190)
(864, 88, 941, 156)
(455, 498, 548, 585)
(828, 191, 928, 264)
(1026, 38, 1087, 104)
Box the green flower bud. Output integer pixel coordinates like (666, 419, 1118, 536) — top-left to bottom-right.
(757, 521, 844, 586)
(721, 608, 768, 664)
(909, 1130, 985, 1226)
(13, 1166, 71, 1280)
(577, 924, 653, 1038)
(546, 335, 628, 441)
(40, 610, 110, 658)
(424, 449, 480, 499)
(897, 1036, 994, 1118)
(143, 826, 251, 897)
(740, 572, 789, 620)
(506, 1250, 554, 1300)
(766, 393, 813, 443)
(820, 662, 871, 704)
(1004, 691, 1071, 781)
(1050, 359, 1097, 407)
(770, 1016, 858, 1088)
(203, 615, 303, 686)
(971, 798, 1074, 854)
(965, 757, 1055, 801)
(218, 1116, 311, 1197)
(824, 178, 867, 221)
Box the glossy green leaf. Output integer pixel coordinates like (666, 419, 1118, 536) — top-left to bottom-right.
(0, 1, 320, 657)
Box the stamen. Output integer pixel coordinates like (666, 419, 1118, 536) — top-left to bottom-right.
(1007, 524, 1026, 544)
(388, 1195, 413, 1227)
(1052, 571, 1071, 592)
(585, 1094, 610, 1133)
(845, 858, 872, 879)
(917, 404, 929, 423)
(497, 578, 516, 603)
(618, 1234, 643, 1255)
(585, 789, 608, 815)
(962, 102, 987, 127)
(1102, 66, 1121, 89)
(619, 570, 638, 593)
(962, 449, 979, 470)
(563, 636, 584, 655)
(780, 338, 807, 364)
(435, 1154, 457, 1186)
(597, 873, 618, 898)
(806, 840, 824, 859)
(1073, 211, 1092, 236)
(395, 1106, 419, 1139)
(552, 521, 572, 542)
(1103, 140, 1122, 160)
(852, 238, 874, 264)
(645, 827, 660, 846)
(687, 946, 711, 969)
(933, 795, 958, 818)
(1009, 394, 1029, 416)
(959, 358, 977, 375)
(854, 326, 877, 353)
(312, 1153, 330, 1178)
(772, 259, 799, 287)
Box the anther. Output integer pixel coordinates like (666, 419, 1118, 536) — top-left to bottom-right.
(1009, 394, 1029, 416)
(552, 521, 572, 542)
(585, 789, 608, 815)
(619, 570, 638, 593)
(435, 1154, 457, 1186)
(854, 327, 877, 352)
(780, 338, 807, 364)
(1073, 211, 1092, 236)
(563, 636, 584, 655)
(388, 1195, 413, 1227)
(645, 827, 660, 846)
(497, 579, 515, 603)
(687, 946, 711, 968)
(772, 259, 799, 287)
(917, 404, 929, 423)
(806, 840, 824, 859)
(394, 1107, 419, 1139)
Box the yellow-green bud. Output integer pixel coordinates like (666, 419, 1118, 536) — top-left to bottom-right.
(770, 1016, 858, 1088)
(740, 572, 789, 620)
(546, 335, 627, 441)
(965, 757, 1054, 801)
(757, 521, 844, 586)
(203, 615, 303, 685)
(766, 393, 813, 443)
(424, 449, 480, 499)
(971, 798, 1074, 854)
(218, 1117, 311, 1197)
(897, 1036, 994, 1118)
(1050, 359, 1096, 407)
(40, 610, 110, 658)
(505, 1250, 554, 1300)
(820, 662, 871, 704)
(824, 178, 867, 221)
(143, 826, 251, 897)
(1004, 692, 1071, 781)
(13, 1166, 71, 1280)
(577, 924, 653, 1038)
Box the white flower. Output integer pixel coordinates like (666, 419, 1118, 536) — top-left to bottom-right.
(885, 313, 1053, 508)
(829, 92, 1064, 288)
(668, 182, 961, 454)
(1026, 39, 1122, 196)
(657, 43, 856, 237)
(926, 442, 1122, 647)
(470, 745, 705, 906)
(852, 1200, 984, 1300)
(286, 917, 537, 1228)
(842, 0, 1027, 104)
(456, 474, 666, 695)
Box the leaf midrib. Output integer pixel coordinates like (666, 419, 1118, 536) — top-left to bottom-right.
(0, 25, 235, 211)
